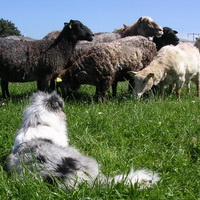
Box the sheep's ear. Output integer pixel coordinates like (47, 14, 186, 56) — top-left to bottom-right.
(66, 20, 74, 29)
(173, 30, 178, 34)
(147, 73, 154, 79)
(64, 22, 72, 29)
(128, 71, 137, 77)
(138, 17, 143, 24)
(123, 24, 127, 28)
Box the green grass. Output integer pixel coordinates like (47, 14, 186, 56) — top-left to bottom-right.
(0, 82, 199, 199)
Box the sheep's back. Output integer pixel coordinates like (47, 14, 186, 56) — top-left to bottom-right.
(70, 36, 156, 84)
(0, 38, 56, 81)
(147, 43, 200, 76)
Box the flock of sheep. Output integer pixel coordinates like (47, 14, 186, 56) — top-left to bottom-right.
(1, 16, 199, 102)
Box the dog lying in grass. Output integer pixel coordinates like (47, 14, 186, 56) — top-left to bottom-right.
(6, 91, 160, 189)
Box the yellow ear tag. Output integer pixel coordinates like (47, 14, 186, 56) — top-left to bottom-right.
(68, 23, 72, 29)
(55, 77, 62, 82)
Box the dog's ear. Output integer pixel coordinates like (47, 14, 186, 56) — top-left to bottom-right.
(30, 91, 47, 104)
(45, 92, 64, 111)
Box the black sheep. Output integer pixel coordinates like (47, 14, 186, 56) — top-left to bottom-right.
(0, 20, 93, 98)
(153, 27, 179, 51)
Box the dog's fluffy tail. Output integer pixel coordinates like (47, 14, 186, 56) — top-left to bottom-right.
(104, 168, 160, 189)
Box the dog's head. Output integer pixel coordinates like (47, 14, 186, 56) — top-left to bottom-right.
(30, 91, 64, 112)
(21, 92, 66, 130)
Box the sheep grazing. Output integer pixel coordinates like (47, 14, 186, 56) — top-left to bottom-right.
(153, 27, 179, 50)
(58, 36, 157, 102)
(129, 43, 200, 100)
(0, 20, 94, 98)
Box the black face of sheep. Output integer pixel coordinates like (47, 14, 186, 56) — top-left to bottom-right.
(153, 27, 179, 50)
(64, 20, 94, 42)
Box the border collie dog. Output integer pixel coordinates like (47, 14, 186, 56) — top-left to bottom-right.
(6, 92, 160, 189)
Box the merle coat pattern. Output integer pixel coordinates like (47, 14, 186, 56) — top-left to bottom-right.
(6, 92, 160, 189)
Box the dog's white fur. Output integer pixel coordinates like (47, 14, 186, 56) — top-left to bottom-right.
(13, 92, 68, 152)
(7, 91, 160, 189)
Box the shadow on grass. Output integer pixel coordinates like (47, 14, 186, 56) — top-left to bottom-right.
(0, 90, 36, 105)
(62, 90, 138, 104)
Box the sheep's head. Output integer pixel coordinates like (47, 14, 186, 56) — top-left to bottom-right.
(162, 27, 179, 45)
(153, 27, 179, 50)
(60, 68, 80, 92)
(194, 38, 200, 51)
(128, 71, 155, 99)
(137, 16, 163, 38)
(65, 20, 94, 42)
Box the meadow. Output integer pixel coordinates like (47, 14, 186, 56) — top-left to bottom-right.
(0, 82, 199, 200)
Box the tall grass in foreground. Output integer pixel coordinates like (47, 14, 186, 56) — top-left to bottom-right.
(0, 82, 199, 199)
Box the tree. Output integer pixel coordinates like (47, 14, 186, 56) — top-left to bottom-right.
(0, 18, 22, 37)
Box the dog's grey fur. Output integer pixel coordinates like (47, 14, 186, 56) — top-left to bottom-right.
(6, 92, 160, 189)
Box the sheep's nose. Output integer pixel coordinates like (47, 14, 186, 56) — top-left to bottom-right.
(135, 92, 142, 100)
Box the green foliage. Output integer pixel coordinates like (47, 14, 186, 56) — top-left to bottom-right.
(0, 18, 21, 37)
(0, 82, 199, 199)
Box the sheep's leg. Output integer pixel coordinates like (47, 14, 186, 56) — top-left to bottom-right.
(101, 79, 111, 103)
(37, 77, 51, 92)
(95, 80, 110, 103)
(198, 83, 200, 98)
(168, 83, 175, 95)
(195, 74, 200, 97)
(112, 81, 117, 97)
(175, 79, 184, 100)
(94, 85, 100, 102)
(101, 89, 109, 103)
(1, 80, 10, 98)
(59, 83, 72, 100)
(128, 79, 135, 94)
(158, 83, 165, 97)
(176, 88, 182, 100)
(49, 80, 56, 92)
(151, 85, 159, 96)
(185, 78, 191, 94)
(186, 82, 191, 94)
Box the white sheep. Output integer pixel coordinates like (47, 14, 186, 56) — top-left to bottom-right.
(129, 43, 200, 99)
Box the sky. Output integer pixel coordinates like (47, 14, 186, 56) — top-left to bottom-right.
(1, 0, 200, 41)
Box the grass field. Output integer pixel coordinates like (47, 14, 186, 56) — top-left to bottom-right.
(0, 82, 199, 200)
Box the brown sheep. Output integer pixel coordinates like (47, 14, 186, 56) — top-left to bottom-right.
(58, 36, 157, 102)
